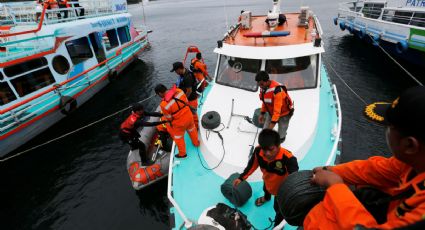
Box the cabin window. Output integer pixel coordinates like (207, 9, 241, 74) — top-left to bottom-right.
(0, 82, 17, 105)
(362, 3, 384, 19)
(411, 12, 425, 27)
(4, 57, 48, 77)
(265, 55, 317, 90)
(52, 55, 71, 75)
(103, 29, 120, 51)
(65, 37, 94, 65)
(10, 67, 56, 97)
(0, 71, 3, 80)
(216, 56, 260, 92)
(117, 26, 131, 44)
(382, 10, 413, 25)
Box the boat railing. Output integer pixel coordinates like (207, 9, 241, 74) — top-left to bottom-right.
(0, 36, 146, 133)
(326, 84, 342, 166)
(167, 144, 194, 229)
(0, 0, 127, 27)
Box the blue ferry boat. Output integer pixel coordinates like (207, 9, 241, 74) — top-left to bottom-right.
(0, 0, 149, 157)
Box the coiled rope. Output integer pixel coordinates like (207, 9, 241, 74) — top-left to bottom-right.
(0, 94, 156, 163)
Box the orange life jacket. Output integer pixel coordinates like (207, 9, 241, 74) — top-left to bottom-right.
(120, 112, 140, 133)
(161, 88, 190, 121)
(259, 80, 294, 117)
(47, 0, 59, 9)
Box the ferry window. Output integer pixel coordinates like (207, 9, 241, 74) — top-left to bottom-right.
(362, 3, 384, 19)
(117, 26, 130, 44)
(52, 55, 70, 75)
(383, 10, 413, 25)
(411, 12, 425, 27)
(66, 37, 93, 65)
(103, 29, 120, 51)
(0, 71, 3, 80)
(216, 56, 260, 92)
(0, 82, 17, 105)
(265, 55, 317, 90)
(10, 67, 56, 97)
(4, 57, 48, 77)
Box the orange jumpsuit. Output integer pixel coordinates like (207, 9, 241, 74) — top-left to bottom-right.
(159, 88, 199, 157)
(304, 156, 425, 229)
(191, 58, 209, 90)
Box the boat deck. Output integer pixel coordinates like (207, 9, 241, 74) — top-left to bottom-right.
(224, 14, 317, 47)
(170, 66, 340, 229)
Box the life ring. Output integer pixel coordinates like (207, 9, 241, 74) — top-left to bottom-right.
(339, 21, 346, 31)
(59, 96, 77, 115)
(357, 28, 366, 40)
(396, 40, 408, 54)
(333, 17, 338, 26)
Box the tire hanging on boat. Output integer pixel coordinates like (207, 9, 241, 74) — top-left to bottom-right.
(59, 96, 77, 115)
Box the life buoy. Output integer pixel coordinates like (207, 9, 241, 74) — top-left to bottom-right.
(339, 21, 346, 31)
(396, 40, 408, 54)
(59, 96, 77, 115)
(333, 17, 338, 26)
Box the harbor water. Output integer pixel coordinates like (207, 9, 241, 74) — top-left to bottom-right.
(0, 0, 422, 229)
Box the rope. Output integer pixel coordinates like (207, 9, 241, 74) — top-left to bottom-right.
(324, 59, 368, 105)
(197, 123, 226, 170)
(0, 94, 156, 163)
(367, 34, 423, 86)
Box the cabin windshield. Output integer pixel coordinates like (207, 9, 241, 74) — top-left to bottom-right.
(216, 56, 260, 92)
(265, 55, 318, 90)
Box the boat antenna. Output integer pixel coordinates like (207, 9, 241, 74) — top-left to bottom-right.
(223, 0, 229, 29)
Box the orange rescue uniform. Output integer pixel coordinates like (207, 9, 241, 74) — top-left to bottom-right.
(239, 146, 298, 195)
(304, 156, 425, 229)
(159, 88, 199, 156)
(191, 58, 209, 89)
(259, 80, 293, 123)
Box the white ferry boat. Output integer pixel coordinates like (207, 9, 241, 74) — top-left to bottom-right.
(335, 0, 425, 66)
(167, 1, 342, 229)
(0, 0, 149, 157)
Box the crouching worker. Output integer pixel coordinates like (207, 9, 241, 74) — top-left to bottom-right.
(119, 103, 168, 164)
(155, 84, 199, 158)
(304, 86, 425, 229)
(233, 129, 299, 226)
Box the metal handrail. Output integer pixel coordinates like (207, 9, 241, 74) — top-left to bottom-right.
(326, 84, 342, 166)
(167, 144, 194, 229)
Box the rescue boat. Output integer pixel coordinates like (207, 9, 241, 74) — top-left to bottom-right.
(167, 0, 342, 229)
(127, 107, 172, 190)
(0, 0, 149, 157)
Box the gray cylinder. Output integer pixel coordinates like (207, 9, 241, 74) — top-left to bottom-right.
(221, 173, 252, 207)
(252, 108, 263, 128)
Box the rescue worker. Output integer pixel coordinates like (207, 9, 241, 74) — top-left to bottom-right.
(170, 61, 199, 129)
(256, 71, 294, 143)
(57, 0, 69, 18)
(190, 52, 212, 91)
(155, 84, 199, 158)
(119, 103, 167, 164)
(305, 86, 425, 229)
(233, 129, 299, 226)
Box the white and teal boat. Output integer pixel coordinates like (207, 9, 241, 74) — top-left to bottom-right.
(167, 1, 342, 229)
(0, 0, 149, 157)
(334, 0, 425, 66)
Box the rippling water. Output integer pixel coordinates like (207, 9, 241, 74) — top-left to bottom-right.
(0, 0, 422, 229)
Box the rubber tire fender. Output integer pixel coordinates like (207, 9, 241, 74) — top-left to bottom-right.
(201, 111, 221, 130)
(357, 28, 366, 40)
(333, 17, 338, 26)
(396, 40, 408, 54)
(59, 96, 77, 115)
(339, 21, 346, 31)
